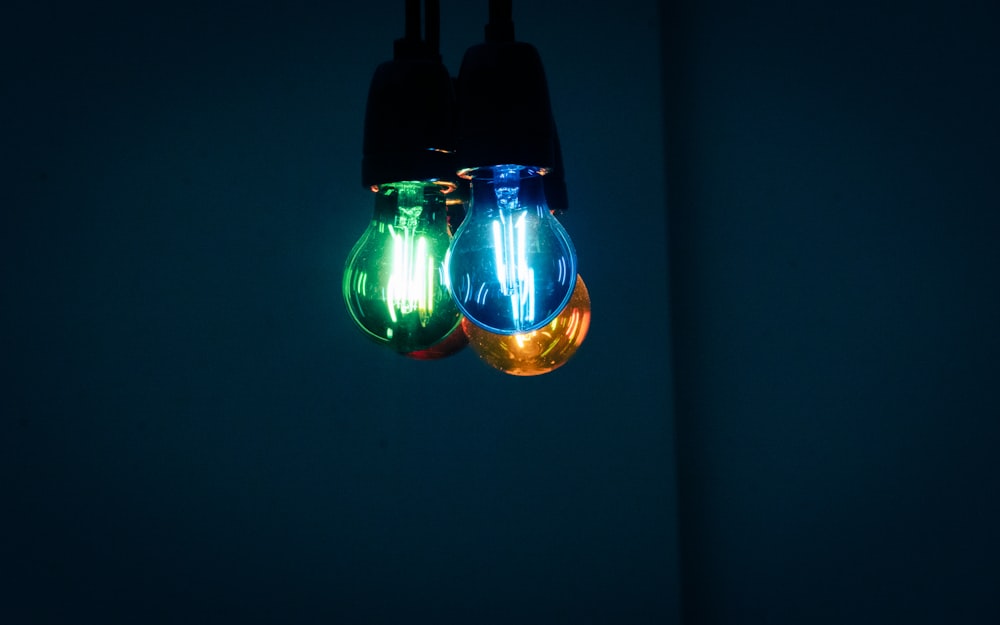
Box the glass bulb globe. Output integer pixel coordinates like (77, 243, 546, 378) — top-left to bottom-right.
(464, 274, 591, 376)
(343, 181, 461, 354)
(446, 165, 577, 335)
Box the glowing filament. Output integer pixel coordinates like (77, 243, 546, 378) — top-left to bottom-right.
(490, 169, 537, 332)
(386, 225, 433, 326)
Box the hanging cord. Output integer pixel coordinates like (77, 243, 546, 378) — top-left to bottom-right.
(397, 0, 441, 58)
(425, 0, 440, 54)
(486, 0, 515, 43)
(404, 0, 421, 42)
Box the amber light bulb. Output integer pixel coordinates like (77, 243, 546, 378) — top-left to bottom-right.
(462, 274, 591, 376)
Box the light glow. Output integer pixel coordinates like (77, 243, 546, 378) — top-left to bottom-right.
(491, 211, 536, 329)
(343, 181, 461, 354)
(386, 225, 434, 325)
(464, 274, 591, 376)
(446, 165, 576, 335)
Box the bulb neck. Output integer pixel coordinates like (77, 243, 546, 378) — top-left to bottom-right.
(465, 165, 548, 215)
(372, 181, 449, 226)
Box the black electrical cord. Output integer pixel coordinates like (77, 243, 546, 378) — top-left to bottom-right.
(404, 0, 421, 43)
(486, 0, 515, 43)
(488, 0, 512, 23)
(398, 0, 440, 58)
(425, 0, 440, 54)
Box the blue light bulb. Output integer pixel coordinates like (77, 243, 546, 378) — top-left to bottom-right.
(446, 165, 577, 335)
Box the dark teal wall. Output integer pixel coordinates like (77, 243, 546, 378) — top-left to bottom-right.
(1, 1, 676, 623)
(663, 1, 1000, 622)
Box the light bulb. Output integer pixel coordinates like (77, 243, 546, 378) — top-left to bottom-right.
(446, 165, 577, 335)
(343, 181, 461, 354)
(463, 274, 590, 376)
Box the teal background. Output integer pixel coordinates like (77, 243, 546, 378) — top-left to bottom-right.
(2, 1, 675, 622)
(4, 0, 999, 623)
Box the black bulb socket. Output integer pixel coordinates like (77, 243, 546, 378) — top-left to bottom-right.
(456, 40, 558, 176)
(361, 50, 457, 189)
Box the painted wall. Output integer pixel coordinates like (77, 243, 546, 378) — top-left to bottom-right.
(2, 1, 677, 622)
(663, 1, 1000, 622)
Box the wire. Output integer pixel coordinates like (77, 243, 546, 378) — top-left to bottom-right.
(486, 0, 515, 43)
(405, 0, 421, 43)
(426, 0, 440, 53)
(489, 0, 512, 26)
(397, 0, 441, 59)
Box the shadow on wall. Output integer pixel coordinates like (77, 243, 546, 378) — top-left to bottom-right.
(663, 0, 1000, 623)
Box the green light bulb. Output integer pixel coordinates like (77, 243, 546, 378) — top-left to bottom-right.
(343, 181, 461, 354)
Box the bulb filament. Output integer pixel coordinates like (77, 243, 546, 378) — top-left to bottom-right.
(385, 198, 435, 327)
(490, 166, 537, 332)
